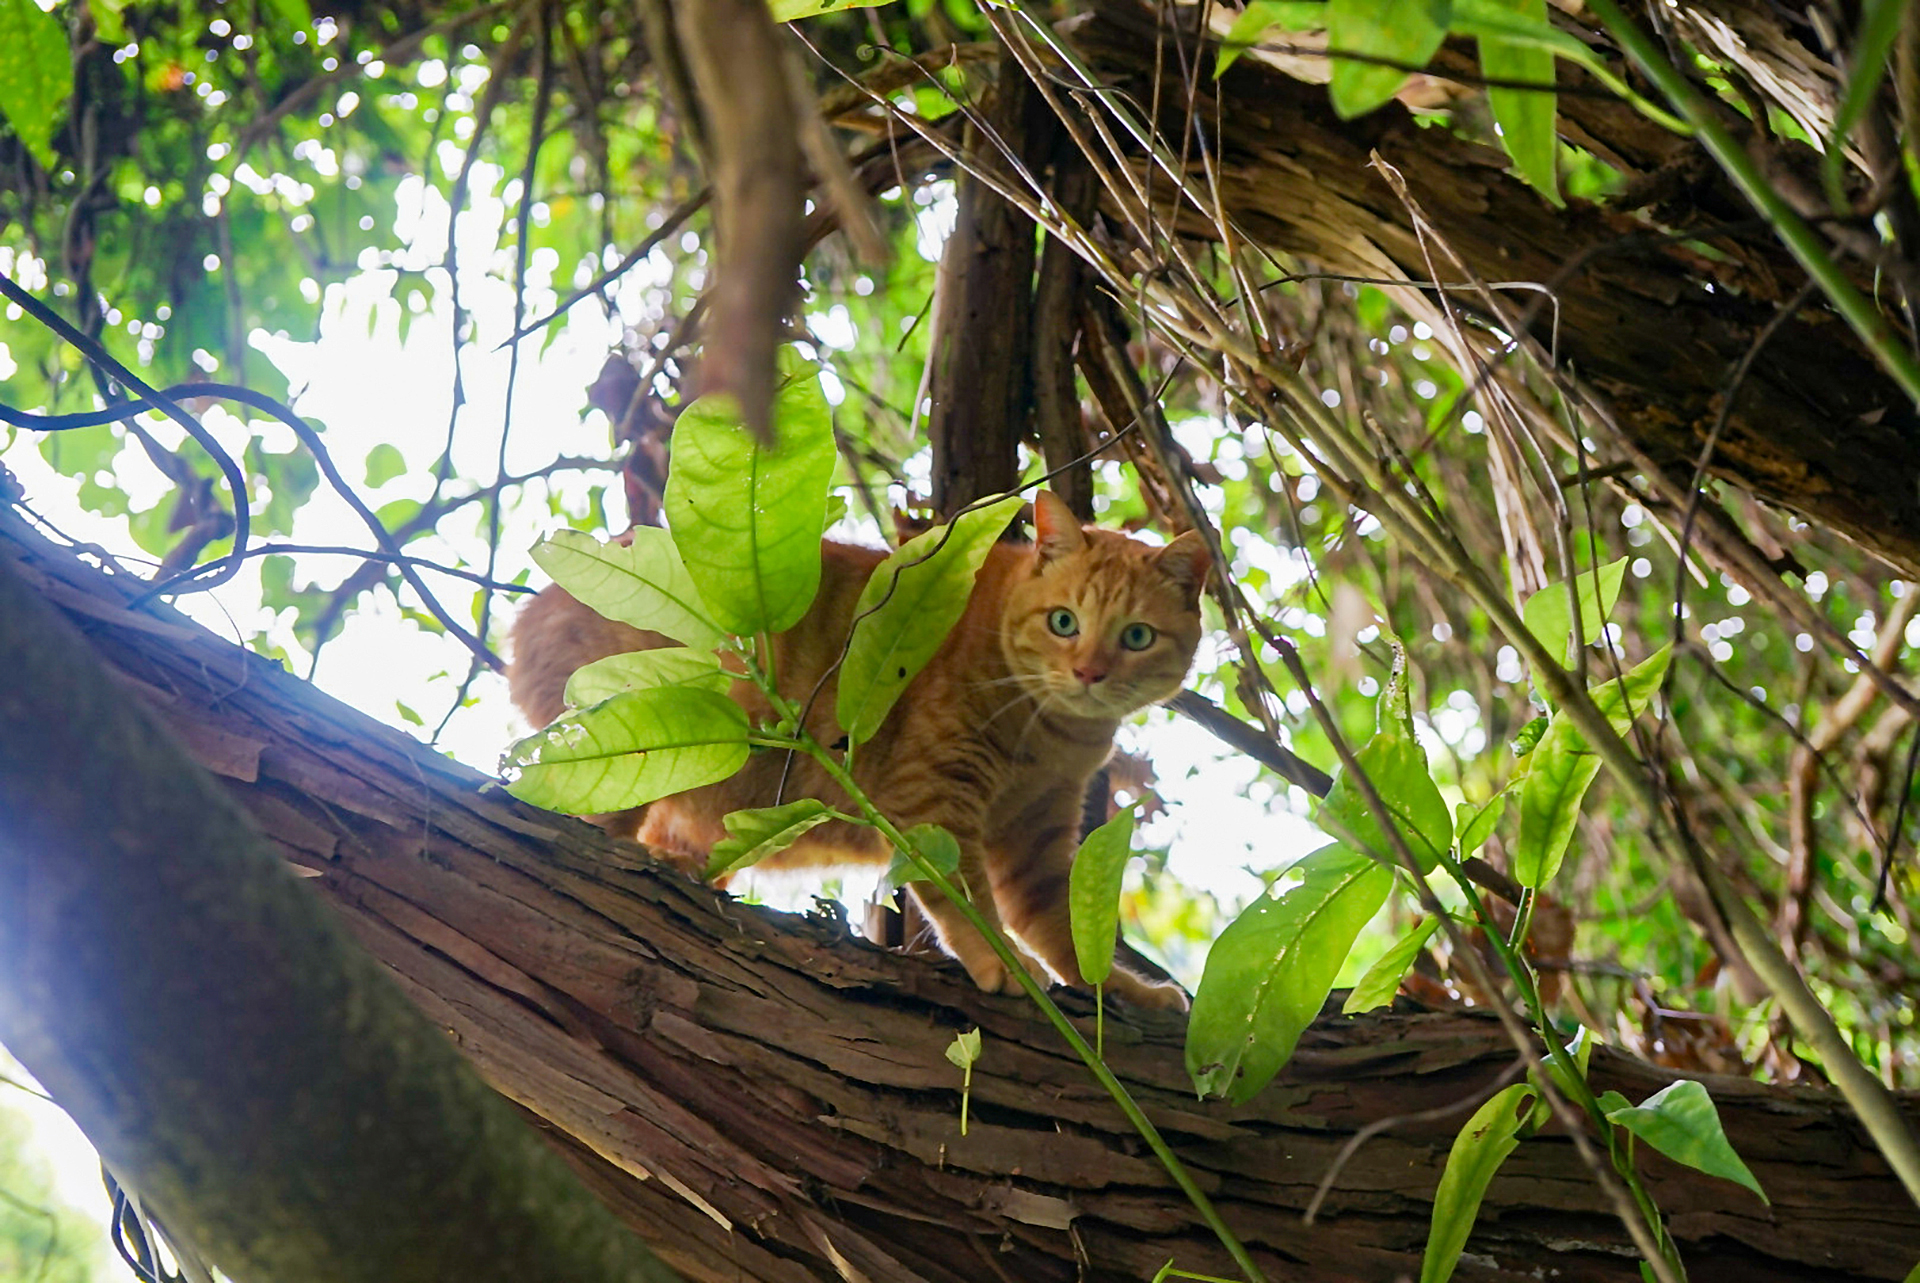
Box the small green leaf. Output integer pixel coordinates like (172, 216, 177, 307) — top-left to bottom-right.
(771, 0, 892, 18)
(565, 648, 734, 707)
(837, 493, 1023, 745)
(1475, 0, 1560, 202)
(1327, 0, 1450, 119)
(532, 527, 727, 650)
(945, 1024, 981, 1136)
(0, 0, 72, 171)
(883, 822, 962, 889)
(1422, 1083, 1538, 1283)
(363, 442, 407, 487)
(1318, 730, 1452, 872)
(944, 1026, 982, 1070)
(705, 799, 836, 878)
(1187, 845, 1392, 1101)
(823, 492, 849, 530)
(1532, 1024, 1595, 1111)
(1456, 794, 1506, 856)
(665, 367, 836, 636)
(501, 687, 749, 814)
(1343, 915, 1439, 1013)
(1522, 557, 1627, 661)
(1069, 807, 1137, 986)
(1604, 1080, 1768, 1203)
(1514, 645, 1670, 887)
(1216, 0, 1328, 75)
(1379, 638, 1415, 737)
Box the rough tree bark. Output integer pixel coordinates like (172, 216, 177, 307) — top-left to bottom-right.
(3, 508, 1915, 1283)
(0, 524, 682, 1283)
(1065, 0, 1920, 577)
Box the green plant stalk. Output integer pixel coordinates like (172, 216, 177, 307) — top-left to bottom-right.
(1173, 318, 1920, 1209)
(1583, 0, 1920, 407)
(799, 741, 1269, 1283)
(1268, 638, 1683, 1283)
(1438, 853, 1684, 1278)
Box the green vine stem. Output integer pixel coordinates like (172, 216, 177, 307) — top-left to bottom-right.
(1437, 854, 1685, 1278)
(798, 737, 1270, 1283)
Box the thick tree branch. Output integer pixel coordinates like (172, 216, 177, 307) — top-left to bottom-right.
(0, 521, 681, 1283)
(3, 505, 1915, 1282)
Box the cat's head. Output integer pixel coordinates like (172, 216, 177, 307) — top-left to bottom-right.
(999, 491, 1210, 720)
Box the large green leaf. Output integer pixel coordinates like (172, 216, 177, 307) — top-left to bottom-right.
(1318, 729, 1452, 872)
(565, 647, 735, 708)
(531, 527, 726, 650)
(665, 371, 836, 636)
(1327, 0, 1450, 119)
(1187, 845, 1392, 1102)
(837, 493, 1023, 746)
(1069, 807, 1137, 986)
(706, 799, 837, 878)
(1522, 557, 1627, 662)
(1514, 644, 1671, 887)
(1422, 1083, 1538, 1283)
(502, 687, 749, 814)
(0, 0, 72, 171)
(1475, 0, 1560, 202)
(1604, 1080, 1768, 1203)
(1342, 915, 1439, 1014)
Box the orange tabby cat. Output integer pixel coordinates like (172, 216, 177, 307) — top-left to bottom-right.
(509, 490, 1207, 1007)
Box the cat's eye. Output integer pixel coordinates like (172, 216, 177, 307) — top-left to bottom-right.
(1119, 622, 1157, 651)
(1046, 608, 1079, 637)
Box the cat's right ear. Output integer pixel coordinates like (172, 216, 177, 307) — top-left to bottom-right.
(1033, 490, 1088, 564)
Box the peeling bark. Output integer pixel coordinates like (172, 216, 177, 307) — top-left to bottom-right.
(1067, 0, 1920, 576)
(4, 508, 1915, 1283)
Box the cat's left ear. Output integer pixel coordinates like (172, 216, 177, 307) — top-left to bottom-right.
(1033, 490, 1089, 564)
(1156, 530, 1212, 602)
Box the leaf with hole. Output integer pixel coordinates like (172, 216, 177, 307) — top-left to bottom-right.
(1422, 1083, 1538, 1283)
(1514, 644, 1670, 887)
(1327, 0, 1451, 119)
(838, 493, 1023, 746)
(1187, 845, 1392, 1101)
(1318, 729, 1452, 872)
(705, 799, 837, 879)
(501, 687, 749, 814)
(1070, 806, 1137, 986)
(1342, 915, 1439, 1013)
(532, 527, 726, 651)
(665, 367, 836, 636)
(565, 648, 734, 707)
(1604, 1080, 1767, 1203)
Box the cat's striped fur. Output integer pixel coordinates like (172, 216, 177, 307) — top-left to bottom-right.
(508, 491, 1206, 1006)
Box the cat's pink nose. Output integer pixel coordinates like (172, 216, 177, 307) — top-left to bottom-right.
(1073, 665, 1107, 686)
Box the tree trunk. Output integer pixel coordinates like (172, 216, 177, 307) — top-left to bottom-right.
(3, 509, 1915, 1283)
